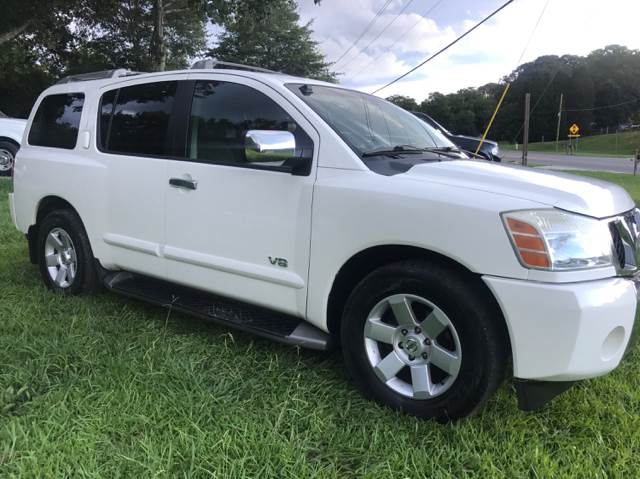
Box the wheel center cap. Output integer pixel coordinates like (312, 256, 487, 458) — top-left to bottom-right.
(404, 337, 419, 354)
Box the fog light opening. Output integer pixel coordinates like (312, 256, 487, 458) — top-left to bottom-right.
(601, 326, 626, 361)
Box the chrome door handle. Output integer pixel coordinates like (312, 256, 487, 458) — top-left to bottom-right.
(169, 178, 198, 190)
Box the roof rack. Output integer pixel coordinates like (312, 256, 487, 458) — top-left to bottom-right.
(55, 69, 143, 85)
(190, 59, 276, 74)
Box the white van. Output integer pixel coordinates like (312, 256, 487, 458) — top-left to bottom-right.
(8, 62, 639, 420)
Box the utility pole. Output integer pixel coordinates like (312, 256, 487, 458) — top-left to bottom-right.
(555, 93, 563, 152)
(522, 93, 530, 166)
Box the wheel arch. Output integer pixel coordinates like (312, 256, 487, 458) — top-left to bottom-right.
(326, 244, 511, 355)
(27, 195, 84, 265)
(0, 137, 20, 148)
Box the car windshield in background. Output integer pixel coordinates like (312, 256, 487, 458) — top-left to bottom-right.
(286, 84, 456, 156)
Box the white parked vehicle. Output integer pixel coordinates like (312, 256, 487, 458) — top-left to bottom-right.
(8, 62, 640, 420)
(0, 117, 27, 176)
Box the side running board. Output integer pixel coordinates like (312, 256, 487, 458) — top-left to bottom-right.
(103, 272, 331, 351)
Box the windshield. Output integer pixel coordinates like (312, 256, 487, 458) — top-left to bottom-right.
(286, 84, 457, 156)
(415, 112, 452, 137)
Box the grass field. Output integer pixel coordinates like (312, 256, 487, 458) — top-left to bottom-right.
(1, 175, 640, 477)
(502, 129, 640, 157)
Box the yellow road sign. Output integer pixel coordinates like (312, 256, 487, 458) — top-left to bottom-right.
(569, 123, 580, 135)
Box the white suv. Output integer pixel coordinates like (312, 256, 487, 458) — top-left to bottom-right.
(8, 62, 640, 420)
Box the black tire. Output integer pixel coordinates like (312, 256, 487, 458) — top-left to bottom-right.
(0, 139, 18, 177)
(341, 259, 508, 421)
(37, 209, 100, 294)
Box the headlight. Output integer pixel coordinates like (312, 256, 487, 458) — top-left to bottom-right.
(502, 209, 613, 270)
(490, 145, 499, 156)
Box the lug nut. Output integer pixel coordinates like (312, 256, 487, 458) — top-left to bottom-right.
(422, 352, 428, 359)
(398, 342, 404, 349)
(401, 329, 408, 335)
(414, 327, 421, 334)
(408, 355, 415, 361)
(424, 338, 431, 345)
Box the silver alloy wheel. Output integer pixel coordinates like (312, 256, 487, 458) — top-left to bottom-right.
(44, 228, 78, 288)
(0, 148, 14, 172)
(364, 294, 462, 399)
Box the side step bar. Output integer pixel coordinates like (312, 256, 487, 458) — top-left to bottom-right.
(103, 272, 331, 351)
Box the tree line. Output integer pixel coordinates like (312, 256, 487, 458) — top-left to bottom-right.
(388, 45, 640, 142)
(0, 0, 333, 117)
(2, 1, 639, 145)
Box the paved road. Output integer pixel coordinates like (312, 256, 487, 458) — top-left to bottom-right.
(501, 150, 638, 174)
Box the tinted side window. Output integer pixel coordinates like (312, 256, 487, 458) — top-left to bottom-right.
(108, 81, 177, 156)
(188, 81, 307, 166)
(98, 89, 117, 150)
(28, 93, 84, 149)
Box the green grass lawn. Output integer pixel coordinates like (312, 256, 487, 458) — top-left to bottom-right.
(502, 129, 640, 157)
(2, 176, 640, 477)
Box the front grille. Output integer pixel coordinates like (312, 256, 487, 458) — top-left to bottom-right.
(609, 209, 640, 275)
(610, 222, 626, 268)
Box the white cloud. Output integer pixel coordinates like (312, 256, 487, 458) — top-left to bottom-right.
(299, 0, 640, 102)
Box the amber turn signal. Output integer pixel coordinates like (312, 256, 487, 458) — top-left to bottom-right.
(505, 217, 551, 269)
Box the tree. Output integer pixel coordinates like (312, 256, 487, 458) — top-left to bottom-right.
(68, 0, 209, 72)
(412, 47, 640, 142)
(0, 0, 86, 46)
(386, 95, 418, 111)
(0, 43, 55, 117)
(209, 0, 336, 81)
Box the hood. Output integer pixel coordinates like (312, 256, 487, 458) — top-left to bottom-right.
(455, 134, 496, 145)
(0, 118, 27, 144)
(452, 134, 497, 147)
(404, 160, 635, 218)
(0, 118, 27, 126)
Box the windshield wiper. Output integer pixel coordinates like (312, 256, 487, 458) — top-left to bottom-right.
(421, 147, 464, 159)
(361, 145, 428, 158)
(431, 146, 485, 159)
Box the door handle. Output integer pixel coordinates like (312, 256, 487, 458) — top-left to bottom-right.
(169, 178, 198, 190)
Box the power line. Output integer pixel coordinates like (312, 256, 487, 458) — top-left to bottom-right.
(563, 98, 640, 112)
(347, 0, 445, 81)
(475, 0, 551, 152)
(371, 0, 516, 95)
(332, 0, 394, 67)
(341, 0, 415, 71)
(514, 0, 551, 66)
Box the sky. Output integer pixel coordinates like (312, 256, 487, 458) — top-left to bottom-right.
(290, 0, 640, 102)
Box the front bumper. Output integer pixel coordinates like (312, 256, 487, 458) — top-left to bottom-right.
(484, 274, 639, 382)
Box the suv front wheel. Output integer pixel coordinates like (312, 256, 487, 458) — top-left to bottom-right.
(37, 210, 100, 294)
(341, 259, 508, 421)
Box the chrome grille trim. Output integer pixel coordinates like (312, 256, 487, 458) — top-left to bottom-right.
(610, 208, 640, 277)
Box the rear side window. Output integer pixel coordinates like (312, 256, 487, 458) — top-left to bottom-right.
(98, 89, 117, 150)
(103, 81, 177, 156)
(28, 93, 84, 149)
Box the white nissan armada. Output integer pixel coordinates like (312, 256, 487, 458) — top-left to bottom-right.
(8, 61, 640, 421)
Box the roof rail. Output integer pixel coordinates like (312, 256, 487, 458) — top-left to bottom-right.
(56, 69, 143, 85)
(190, 59, 276, 74)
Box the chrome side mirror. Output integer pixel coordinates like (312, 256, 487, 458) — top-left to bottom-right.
(244, 130, 296, 165)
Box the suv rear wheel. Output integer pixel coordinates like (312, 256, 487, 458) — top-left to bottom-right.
(341, 259, 508, 421)
(37, 210, 100, 294)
